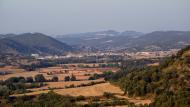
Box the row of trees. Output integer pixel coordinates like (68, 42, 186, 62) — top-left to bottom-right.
(77, 63, 120, 68)
(1, 91, 78, 107)
(20, 60, 56, 71)
(0, 74, 59, 98)
(3, 74, 59, 83)
(87, 70, 114, 80)
(50, 55, 123, 64)
(0, 91, 137, 107)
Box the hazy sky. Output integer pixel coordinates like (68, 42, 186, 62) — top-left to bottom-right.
(0, 0, 190, 35)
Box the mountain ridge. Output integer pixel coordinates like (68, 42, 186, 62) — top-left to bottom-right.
(0, 33, 73, 55)
(56, 30, 190, 51)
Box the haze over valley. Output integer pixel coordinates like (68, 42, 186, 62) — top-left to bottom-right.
(0, 0, 190, 107)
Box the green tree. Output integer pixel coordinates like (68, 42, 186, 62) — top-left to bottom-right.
(26, 77, 34, 83)
(35, 74, 46, 82)
(0, 86, 10, 97)
(52, 76, 58, 82)
(71, 74, 76, 81)
(64, 76, 70, 81)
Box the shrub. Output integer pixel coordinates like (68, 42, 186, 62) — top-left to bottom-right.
(52, 76, 59, 82)
(76, 95, 85, 101)
(70, 74, 76, 81)
(34, 74, 46, 82)
(103, 92, 114, 98)
(64, 76, 70, 81)
(26, 77, 34, 83)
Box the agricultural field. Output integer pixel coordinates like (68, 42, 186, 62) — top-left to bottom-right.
(13, 82, 122, 97)
(0, 63, 119, 81)
(29, 79, 105, 91)
(0, 62, 152, 106)
(0, 63, 120, 95)
(12, 82, 152, 105)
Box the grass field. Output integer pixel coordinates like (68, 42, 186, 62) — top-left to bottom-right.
(12, 82, 152, 105)
(13, 82, 123, 96)
(1, 63, 152, 105)
(55, 82, 123, 96)
(29, 79, 105, 91)
(0, 64, 119, 81)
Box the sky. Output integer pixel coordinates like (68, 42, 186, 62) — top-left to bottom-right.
(0, 0, 190, 35)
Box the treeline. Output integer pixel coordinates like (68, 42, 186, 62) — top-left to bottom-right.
(64, 74, 77, 81)
(88, 70, 114, 80)
(77, 63, 120, 68)
(64, 81, 105, 89)
(20, 59, 120, 72)
(0, 74, 59, 98)
(2, 91, 78, 107)
(0, 91, 137, 107)
(51, 55, 123, 64)
(103, 58, 158, 81)
(20, 60, 56, 71)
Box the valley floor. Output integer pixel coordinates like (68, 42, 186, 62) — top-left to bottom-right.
(12, 82, 152, 105)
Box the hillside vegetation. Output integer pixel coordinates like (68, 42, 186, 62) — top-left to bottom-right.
(108, 46, 190, 107)
(0, 33, 73, 55)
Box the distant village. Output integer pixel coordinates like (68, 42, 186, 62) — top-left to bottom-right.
(31, 49, 179, 60)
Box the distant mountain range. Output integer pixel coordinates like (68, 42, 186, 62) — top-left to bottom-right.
(56, 30, 190, 52)
(0, 33, 73, 55)
(0, 30, 190, 55)
(129, 31, 190, 51)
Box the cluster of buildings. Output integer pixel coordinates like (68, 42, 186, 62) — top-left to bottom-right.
(31, 49, 179, 60)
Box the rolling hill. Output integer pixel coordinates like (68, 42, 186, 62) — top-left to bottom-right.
(1, 31, 189, 54)
(56, 30, 144, 51)
(131, 31, 190, 51)
(0, 33, 73, 55)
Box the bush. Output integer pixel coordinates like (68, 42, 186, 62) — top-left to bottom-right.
(88, 76, 95, 80)
(52, 76, 58, 82)
(34, 74, 46, 82)
(76, 95, 85, 101)
(64, 76, 70, 81)
(5, 77, 25, 83)
(65, 84, 75, 88)
(26, 77, 34, 83)
(0, 86, 10, 97)
(103, 92, 114, 98)
(88, 73, 101, 80)
(70, 75, 76, 81)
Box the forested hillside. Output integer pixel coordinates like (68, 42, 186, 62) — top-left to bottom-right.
(108, 46, 190, 107)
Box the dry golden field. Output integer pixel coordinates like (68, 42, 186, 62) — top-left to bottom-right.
(55, 82, 123, 96)
(29, 79, 105, 91)
(0, 63, 119, 81)
(1, 63, 154, 105)
(12, 82, 152, 105)
(0, 66, 25, 73)
(3, 63, 121, 97)
(2, 63, 152, 105)
(13, 82, 123, 97)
